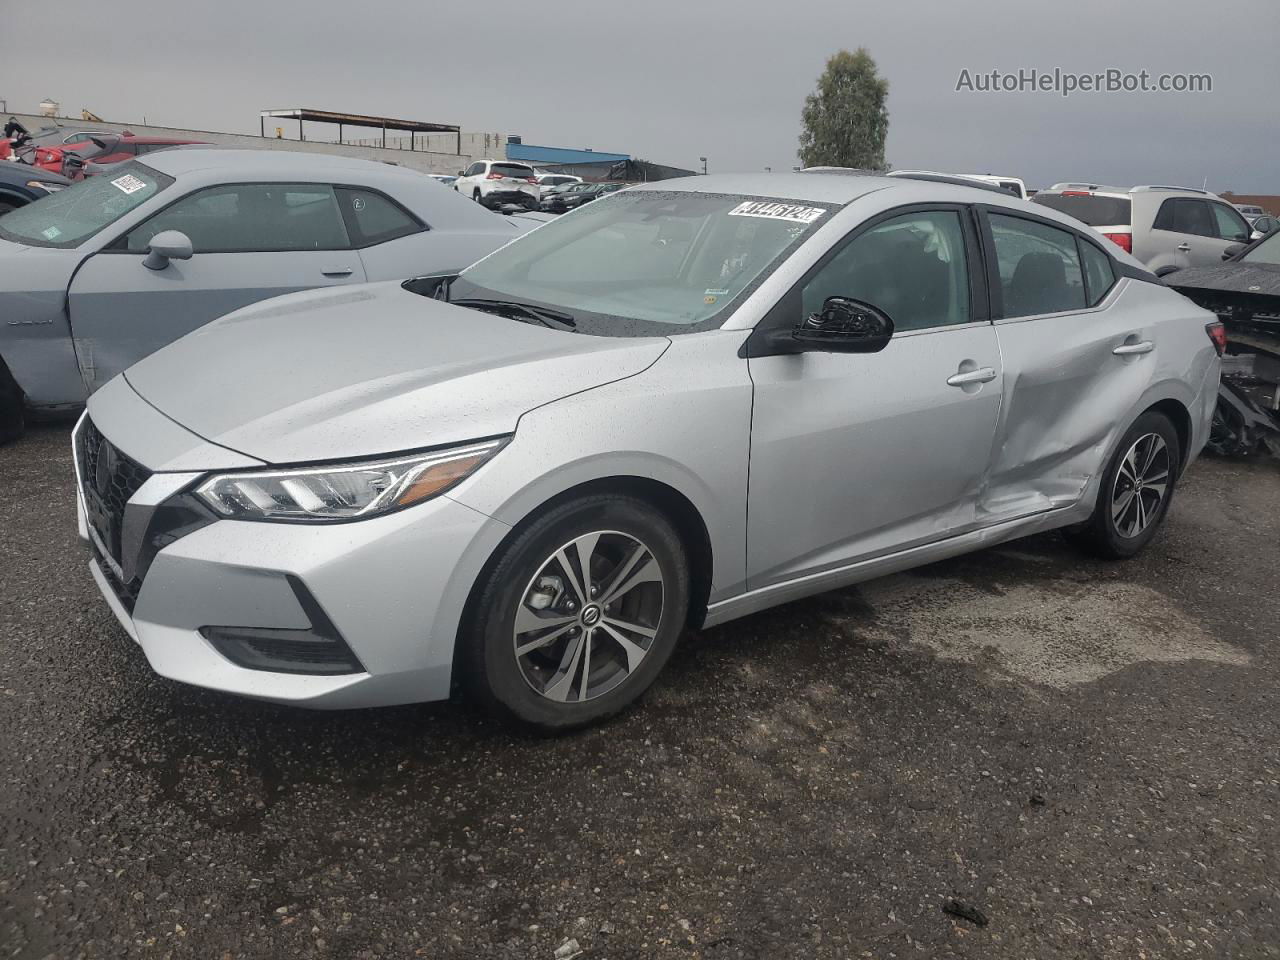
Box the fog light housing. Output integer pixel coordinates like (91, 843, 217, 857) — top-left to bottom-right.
(199, 576, 365, 676)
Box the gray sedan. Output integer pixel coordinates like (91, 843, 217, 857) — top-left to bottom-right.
(0, 149, 541, 439)
(76, 173, 1221, 731)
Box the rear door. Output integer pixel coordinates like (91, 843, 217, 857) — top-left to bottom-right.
(746, 205, 1003, 588)
(981, 209, 1149, 520)
(67, 181, 365, 391)
(1149, 198, 1222, 269)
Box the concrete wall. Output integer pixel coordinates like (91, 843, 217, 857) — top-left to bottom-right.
(9, 113, 506, 176)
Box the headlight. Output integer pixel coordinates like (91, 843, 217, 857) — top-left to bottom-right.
(27, 181, 64, 194)
(194, 439, 506, 523)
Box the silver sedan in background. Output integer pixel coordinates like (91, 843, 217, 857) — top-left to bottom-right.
(75, 173, 1221, 731)
(0, 149, 542, 438)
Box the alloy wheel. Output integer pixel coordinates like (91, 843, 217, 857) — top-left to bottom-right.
(1111, 432, 1171, 538)
(513, 530, 665, 702)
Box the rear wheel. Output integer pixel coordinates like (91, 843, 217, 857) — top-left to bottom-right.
(472, 188, 483, 204)
(1069, 411, 1180, 559)
(0, 359, 26, 444)
(461, 495, 689, 732)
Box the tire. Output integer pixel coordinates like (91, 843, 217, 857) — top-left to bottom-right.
(1069, 411, 1181, 559)
(461, 494, 690, 732)
(472, 189, 483, 204)
(0, 358, 26, 444)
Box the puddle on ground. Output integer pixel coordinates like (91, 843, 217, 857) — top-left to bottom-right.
(854, 563, 1249, 688)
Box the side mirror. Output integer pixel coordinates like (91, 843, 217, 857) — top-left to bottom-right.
(456, 170, 464, 177)
(143, 230, 193, 270)
(787, 297, 895, 353)
(1222, 243, 1246, 262)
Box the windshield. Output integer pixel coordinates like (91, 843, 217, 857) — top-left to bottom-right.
(448, 190, 834, 336)
(1241, 230, 1280, 265)
(0, 161, 172, 249)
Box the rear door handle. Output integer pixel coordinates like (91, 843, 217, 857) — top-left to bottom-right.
(1113, 340, 1154, 356)
(1176, 242, 1191, 252)
(322, 267, 354, 277)
(946, 366, 998, 387)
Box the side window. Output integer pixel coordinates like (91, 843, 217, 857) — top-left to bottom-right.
(123, 183, 349, 253)
(335, 187, 423, 246)
(464, 162, 483, 177)
(1210, 202, 1251, 243)
(801, 210, 971, 331)
(989, 213, 1087, 318)
(1079, 239, 1116, 307)
(1154, 198, 1215, 237)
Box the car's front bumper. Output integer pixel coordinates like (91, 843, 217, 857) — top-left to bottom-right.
(76, 410, 513, 709)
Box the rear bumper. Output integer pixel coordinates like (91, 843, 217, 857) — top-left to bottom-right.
(481, 189, 538, 209)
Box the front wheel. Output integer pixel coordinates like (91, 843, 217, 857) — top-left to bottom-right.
(461, 495, 689, 732)
(1069, 411, 1180, 559)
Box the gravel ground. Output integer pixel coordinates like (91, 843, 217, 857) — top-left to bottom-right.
(2, 424, 1279, 959)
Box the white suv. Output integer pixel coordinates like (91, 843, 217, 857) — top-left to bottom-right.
(1033, 184, 1253, 275)
(455, 160, 540, 211)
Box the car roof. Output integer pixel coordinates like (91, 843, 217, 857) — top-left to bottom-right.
(141, 147, 430, 181)
(626, 171, 1034, 208)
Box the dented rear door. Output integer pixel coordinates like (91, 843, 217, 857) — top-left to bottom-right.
(980, 209, 1155, 523)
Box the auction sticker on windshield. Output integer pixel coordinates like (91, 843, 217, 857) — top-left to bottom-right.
(728, 201, 827, 224)
(110, 174, 148, 195)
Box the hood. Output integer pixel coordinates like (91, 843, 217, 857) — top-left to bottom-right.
(1167, 261, 1280, 299)
(123, 282, 670, 465)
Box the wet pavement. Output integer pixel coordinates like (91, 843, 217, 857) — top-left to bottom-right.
(2, 423, 1279, 959)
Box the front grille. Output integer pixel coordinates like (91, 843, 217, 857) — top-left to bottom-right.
(91, 539, 142, 614)
(78, 418, 152, 566)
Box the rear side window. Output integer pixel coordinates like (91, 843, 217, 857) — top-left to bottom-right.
(335, 187, 422, 246)
(1032, 193, 1131, 227)
(1079, 240, 1116, 306)
(989, 214, 1087, 318)
(124, 182, 350, 252)
(1153, 198, 1215, 237)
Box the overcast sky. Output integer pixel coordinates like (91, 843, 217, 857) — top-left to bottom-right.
(6, 0, 1278, 191)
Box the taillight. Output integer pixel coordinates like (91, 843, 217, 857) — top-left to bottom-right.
(525, 177, 538, 184)
(1103, 232, 1133, 254)
(485, 172, 504, 180)
(1062, 190, 1092, 197)
(1205, 321, 1226, 356)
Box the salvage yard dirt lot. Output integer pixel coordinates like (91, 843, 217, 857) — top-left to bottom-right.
(3, 424, 1279, 959)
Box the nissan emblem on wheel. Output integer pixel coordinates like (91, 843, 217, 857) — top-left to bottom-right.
(72, 173, 1220, 731)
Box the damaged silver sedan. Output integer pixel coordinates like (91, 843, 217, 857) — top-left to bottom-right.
(77, 172, 1222, 730)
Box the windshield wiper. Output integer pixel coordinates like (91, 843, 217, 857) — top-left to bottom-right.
(450, 298, 577, 331)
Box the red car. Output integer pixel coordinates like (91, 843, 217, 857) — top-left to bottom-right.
(30, 134, 208, 178)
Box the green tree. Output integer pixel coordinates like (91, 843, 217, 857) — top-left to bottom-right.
(798, 49, 890, 171)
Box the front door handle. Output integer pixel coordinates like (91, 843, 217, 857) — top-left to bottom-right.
(322, 267, 354, 277)
(946, 366, 997, 387)
(1176, 242, 1191, 252)
(1113, 340, 1154, 356)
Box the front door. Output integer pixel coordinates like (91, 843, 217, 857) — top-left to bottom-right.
(67, 181, 366, 391)
(745, 206, 1002, 590)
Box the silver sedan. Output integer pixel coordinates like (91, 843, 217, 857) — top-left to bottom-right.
(75, 172, 1222, 730)
(0, 148, 542, 439)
